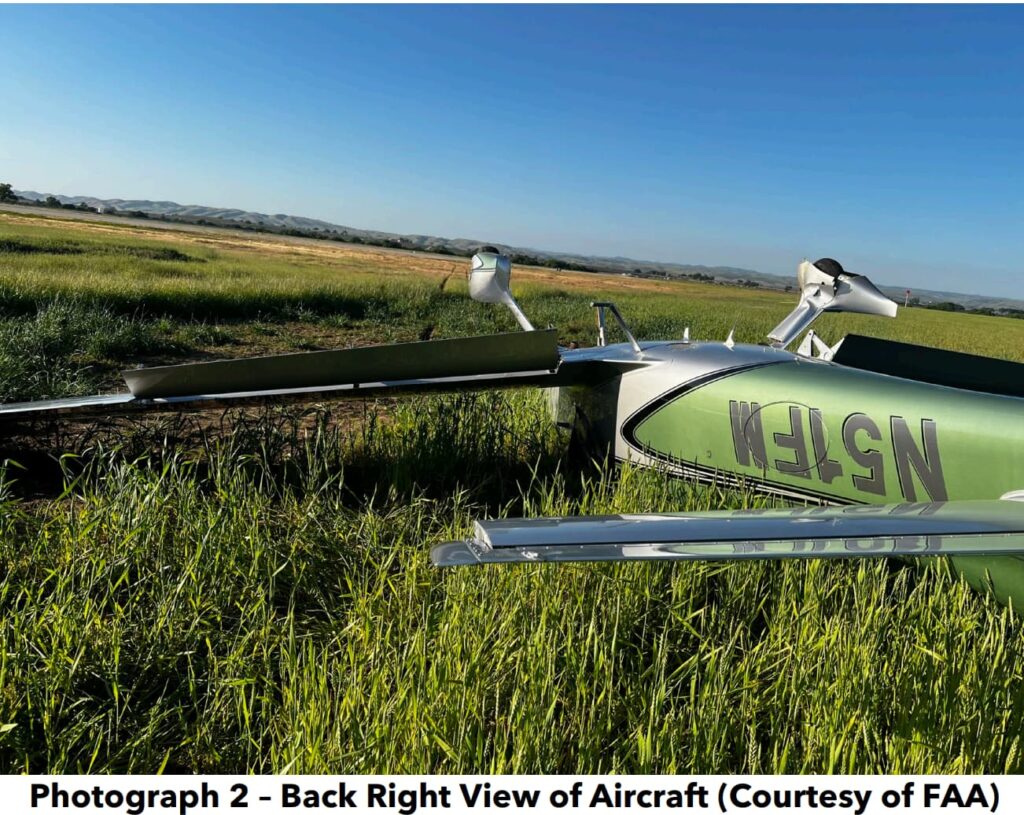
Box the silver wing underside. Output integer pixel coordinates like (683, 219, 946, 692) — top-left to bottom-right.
(432, 500, 1024, 566)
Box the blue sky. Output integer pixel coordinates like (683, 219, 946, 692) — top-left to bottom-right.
(2, 5, 1023, 296)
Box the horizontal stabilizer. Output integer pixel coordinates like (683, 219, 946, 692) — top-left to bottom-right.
(432, 500, 1024, 566)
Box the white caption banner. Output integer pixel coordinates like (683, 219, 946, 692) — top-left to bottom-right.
(2, 775, 1010, 815)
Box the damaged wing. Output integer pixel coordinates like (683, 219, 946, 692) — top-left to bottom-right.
(0, 329, 641, 422)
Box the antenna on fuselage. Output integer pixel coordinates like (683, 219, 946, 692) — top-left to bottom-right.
(468, 247, 535, 332)
(768, 258, 897, 349)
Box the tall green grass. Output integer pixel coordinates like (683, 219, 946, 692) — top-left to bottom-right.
(1, 394, 1021, 773)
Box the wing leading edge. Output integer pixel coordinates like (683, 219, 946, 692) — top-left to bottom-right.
(432, 500, 1024, 566)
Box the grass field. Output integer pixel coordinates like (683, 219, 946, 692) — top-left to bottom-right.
(1, 210, 1023, 774)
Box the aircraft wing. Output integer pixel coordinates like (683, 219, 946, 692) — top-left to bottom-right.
(0, 330, 639, 423)
(432, 499, 1024, 566)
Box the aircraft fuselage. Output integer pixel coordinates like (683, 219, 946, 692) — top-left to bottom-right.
(556, 338, 1024, 602)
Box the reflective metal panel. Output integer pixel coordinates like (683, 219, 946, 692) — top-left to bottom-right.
(432, 500, 1024, 566)
(432, 533, 1024, 566)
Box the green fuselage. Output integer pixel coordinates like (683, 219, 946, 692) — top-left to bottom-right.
(629, 360, 1024, 503)
(590, 342, 1024, 605)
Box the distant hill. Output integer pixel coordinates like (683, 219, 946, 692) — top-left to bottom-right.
(13, 188, 1024, 313)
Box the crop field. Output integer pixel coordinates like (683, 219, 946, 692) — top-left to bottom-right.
(1, 209, 1023, 774)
